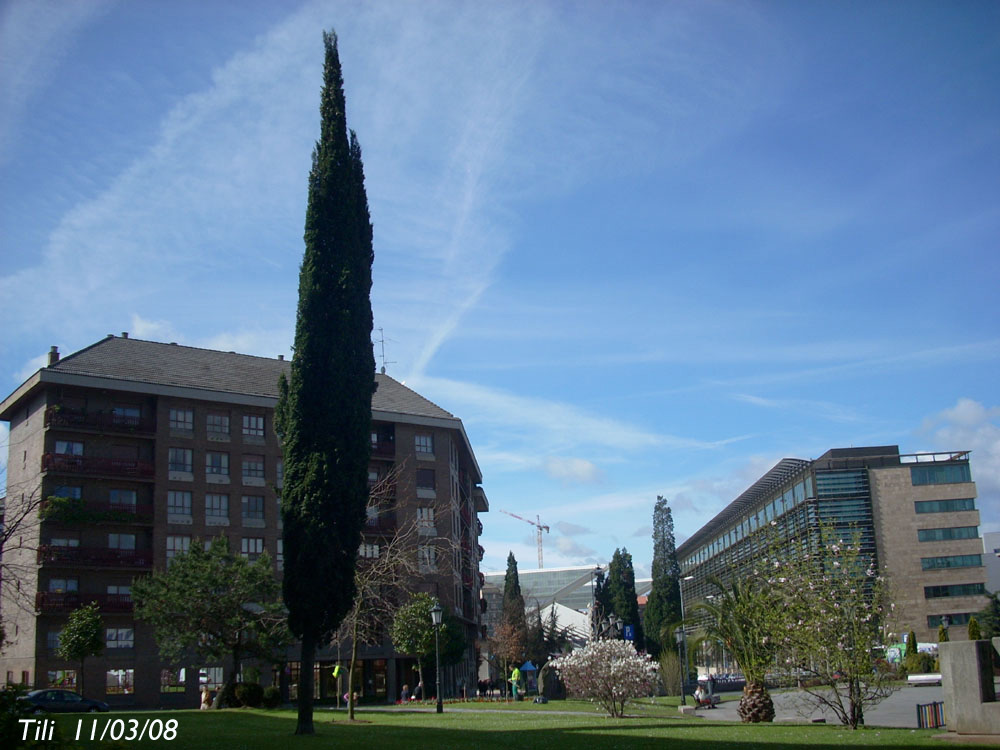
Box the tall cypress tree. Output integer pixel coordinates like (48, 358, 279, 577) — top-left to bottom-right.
(501, 552, 527, 635)
(643, 496, 682, 657)
(607, 547, 644, 651)
(275, 30, 376, 735)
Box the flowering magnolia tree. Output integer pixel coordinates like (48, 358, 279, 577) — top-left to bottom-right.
(549, 639, 657, 717)
(778, 530, 898, 729)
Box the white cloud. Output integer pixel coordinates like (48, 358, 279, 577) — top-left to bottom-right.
(555, 521, 591, 537)
(13, 352, 48, 386)
(543, 457, 603, 485)
(919, 398, 1000, 527)
(0, 0, 113, 163)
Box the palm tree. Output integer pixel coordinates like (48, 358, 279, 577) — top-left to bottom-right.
(692, 575, 780, 722)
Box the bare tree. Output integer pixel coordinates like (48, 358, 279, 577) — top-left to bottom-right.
(1, 482, 46, 647)
(330, 465, 457, 719)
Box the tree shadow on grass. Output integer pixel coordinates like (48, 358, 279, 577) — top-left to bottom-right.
(55, 709, 950, 750)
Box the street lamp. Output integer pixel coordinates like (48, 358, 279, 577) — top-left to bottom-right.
(430, 601, 444, 714)
(678, 574, 694, 705)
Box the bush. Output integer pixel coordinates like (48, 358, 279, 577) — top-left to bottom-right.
(219, 682, 241, 708)
(262, 686, 282, 709)
(235, 682, 264, 708)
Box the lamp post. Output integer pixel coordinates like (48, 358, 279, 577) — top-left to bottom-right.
(430, 602, 443, 714)
(678, 574, 694, 705)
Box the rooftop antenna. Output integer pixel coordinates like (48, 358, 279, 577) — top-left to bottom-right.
(376, 327, 396, 375)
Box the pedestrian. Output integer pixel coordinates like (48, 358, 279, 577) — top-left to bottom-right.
(401, 684, 410, 703)
(511, 665, 522, 701)
(200, 685, 211, 710)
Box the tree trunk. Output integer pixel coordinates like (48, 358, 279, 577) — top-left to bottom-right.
(215, 644, 242, 709)
(79, 659, 85, 698)
(296, 633, 316, 735)
(416, 660, 425, 701)
(348, 618, 359, 720)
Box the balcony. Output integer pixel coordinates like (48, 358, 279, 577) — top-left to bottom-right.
(45, 407, 155, 435)
(36, 592, 133, 613)
(42, 453, 155, 480)
(38, 545, 153, 569)
(371, 439, 395, 459)
(41, 499, 154, 525)
(363, 510, 397, 535)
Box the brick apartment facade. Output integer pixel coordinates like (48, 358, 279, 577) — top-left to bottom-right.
(0, 335, 488, 707)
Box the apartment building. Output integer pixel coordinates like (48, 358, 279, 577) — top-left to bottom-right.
(677, 446, 987, 655)
(0, 334, 488, 707)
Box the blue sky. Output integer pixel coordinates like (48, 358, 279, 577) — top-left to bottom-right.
(2, 0, 998, 577)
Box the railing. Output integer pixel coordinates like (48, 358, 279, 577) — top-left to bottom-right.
(36, 592, 133, 613)
(371, 439, 395, 458)
(42, 454, 155, 479)
(41, 499, 154, 524)
(38, 545, 153, 568)
(45, 407, 155, 434)
(363, 511, 397, 534)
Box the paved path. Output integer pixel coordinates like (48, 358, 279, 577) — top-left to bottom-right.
(702, 685, 945, 728)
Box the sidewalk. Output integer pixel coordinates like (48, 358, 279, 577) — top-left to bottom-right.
(703, 685, 946, 728)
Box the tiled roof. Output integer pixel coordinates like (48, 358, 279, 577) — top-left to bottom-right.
(48, 336, 455, 420)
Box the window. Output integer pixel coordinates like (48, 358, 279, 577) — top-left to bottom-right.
(47, 631, 61, 650)
(167, 491, 192, 517)
(199, 667, 223, 690)
(911, 464, 972, 486)
(108, 533, 136, 550)
(168, 448, 193, 473)
(242, 495, 265, 522)
(206, 452, 229, 476)
(206, 413, 230, 436)
(49, 578, 78, 593)
(276, 539, 283, 570)
(106, 669, 134, 695)
(242, 455, 265, 480)
(106, 628, 134, 649)
(416, 469, 435, 490)
(49, 538, 79, 548)
(241, 537, 264, 561)
(206, 494, 229, 521)
(51, 485, 81, 500)
(922, 554, 983, 570)
(418, 544, 437, 572)
(47, 670, 76, 689)
(276, 460, 284, 489)
(925, 583, 986, 599)
(927, 613, 973, 628)
(914, 498, 976, 514)
(918, 526, 979, 542)
(166, 536, 191, 565)
(360, 543, 380, 558)
(169, 408, 193, 431)
(415, 434, 434, 455)
(161, 668, 186, 693)
(109, 489, 136, 509)
(417, 507, 435, 535)
(107, 584, 131, 596)
(242, 414, 265, 438)
(55, 440, 83, 456)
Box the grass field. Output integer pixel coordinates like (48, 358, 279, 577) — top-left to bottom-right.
(31, 699, 959, 750)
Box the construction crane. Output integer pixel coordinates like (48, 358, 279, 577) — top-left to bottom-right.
(500, 509, 550, 568)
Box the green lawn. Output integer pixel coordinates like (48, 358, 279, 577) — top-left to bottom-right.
(38, 702, 953, 750)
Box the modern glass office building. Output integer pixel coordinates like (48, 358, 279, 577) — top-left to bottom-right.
(677, 446, 986, 652)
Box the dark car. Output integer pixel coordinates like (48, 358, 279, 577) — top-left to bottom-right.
(18, 689, 110, 713)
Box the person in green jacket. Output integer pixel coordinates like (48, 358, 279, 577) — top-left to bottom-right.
(511, 666, 522, 701)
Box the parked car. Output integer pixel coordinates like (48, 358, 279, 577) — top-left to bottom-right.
(18, 689, 110, 713)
